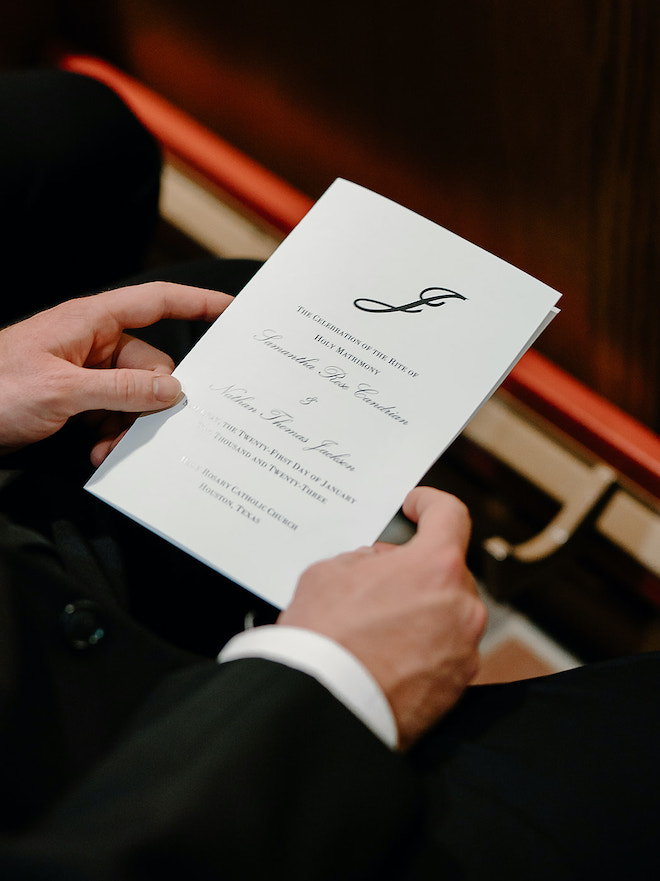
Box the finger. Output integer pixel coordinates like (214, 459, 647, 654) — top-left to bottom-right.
(111, 333, 176, 373)
(91, 281, 234, 329)
(402, 486, 472, 554)
(371, 541, 397, 554)
(90, 427, 130, 467)
(64, 363, 183, 416)
(88, 410, 135, 457)
(342, 543, 396, 560)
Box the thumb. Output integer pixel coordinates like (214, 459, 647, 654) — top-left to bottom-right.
(68, 365, 183, 415)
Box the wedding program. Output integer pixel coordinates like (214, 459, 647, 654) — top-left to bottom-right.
(86, 179, 561, 609)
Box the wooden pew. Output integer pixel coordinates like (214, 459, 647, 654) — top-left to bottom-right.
(60, 54, 660, 659)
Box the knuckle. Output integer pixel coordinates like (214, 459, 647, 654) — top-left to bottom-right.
(427, 546, 466, 584)
(34, 368, 77, 421)
(447, 492, 470, 517)
(451, 496, 473, 532)
(143, 280, 169, 299)
(56, 295, 94, 320)
(467, 594, 489, 639)
(112, 369, 139, 405)
(142, 280, 176, 310)
(426, 575, 487, 637)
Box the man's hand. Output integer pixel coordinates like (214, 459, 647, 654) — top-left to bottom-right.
(0, 281, 233, 463)
(279, 487, 487, 750)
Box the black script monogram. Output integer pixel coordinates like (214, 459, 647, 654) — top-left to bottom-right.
(353, 286, 467, 314)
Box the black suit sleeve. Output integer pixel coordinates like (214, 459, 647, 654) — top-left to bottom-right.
(1, 658, 423, 880)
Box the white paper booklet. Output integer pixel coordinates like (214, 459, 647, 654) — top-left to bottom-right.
(87, 179, 561, 609)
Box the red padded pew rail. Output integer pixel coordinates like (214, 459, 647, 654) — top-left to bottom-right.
(59, 54, 660, 498)
(60, 53, 313, 235)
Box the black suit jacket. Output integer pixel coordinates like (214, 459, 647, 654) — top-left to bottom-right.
(0, 494, 423, 880)
(4, 452, 649, 881)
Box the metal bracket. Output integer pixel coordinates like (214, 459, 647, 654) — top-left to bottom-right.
(482, 462, 618, 601)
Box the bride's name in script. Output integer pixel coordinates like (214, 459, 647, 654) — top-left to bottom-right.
(255, 329, 384, 383)
(253, 329, 319, 370)
(354, 385, 408, 425)
(251, 329, 409, 423)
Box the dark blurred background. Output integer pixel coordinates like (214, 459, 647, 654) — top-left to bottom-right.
(3, 1, 659, 429)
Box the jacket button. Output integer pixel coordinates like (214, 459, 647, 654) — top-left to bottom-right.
(60, 600, 105, 650)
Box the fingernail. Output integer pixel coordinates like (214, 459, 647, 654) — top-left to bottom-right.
(153, 375, 181, 402)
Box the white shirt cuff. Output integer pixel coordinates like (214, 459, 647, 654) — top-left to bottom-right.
(218, 625, 398, 750)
